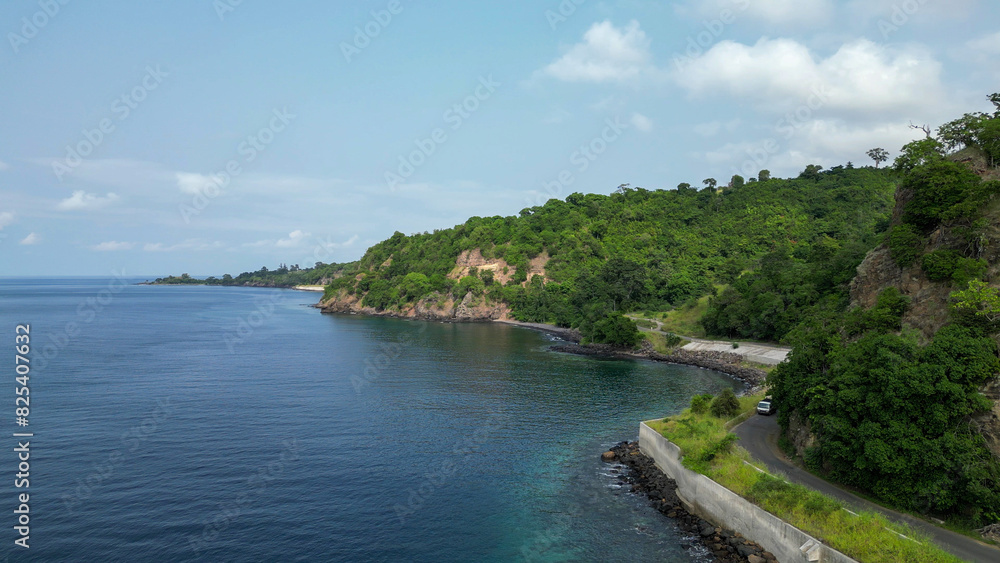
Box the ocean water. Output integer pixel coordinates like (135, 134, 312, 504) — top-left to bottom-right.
(0, 278, 741, 562)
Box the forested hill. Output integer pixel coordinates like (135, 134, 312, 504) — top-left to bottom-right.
(770, 94, 1000, 528)
(322, 166, 897, 344)
(151, 261, 356, 288)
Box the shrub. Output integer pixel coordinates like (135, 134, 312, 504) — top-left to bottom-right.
(698, 434, 737, 462)
(588, 312, 642, 347)
(804, 446, 824, 473)
(710, 388, 741, 418)
(886, 223, 924, 267)
(690, 394, 713, 414)
(459, 275, 485, 295)
(921, 250, 987, 285)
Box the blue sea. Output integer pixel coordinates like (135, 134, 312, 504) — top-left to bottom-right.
(0, 277, 741, 562)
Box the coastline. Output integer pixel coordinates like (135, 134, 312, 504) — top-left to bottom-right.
(314, 304, 768, 392)
(491, 319, 582, 342)
(292, 285, 325, 292)
(607, 441, 776, 563)
(548, 341, 767, 392)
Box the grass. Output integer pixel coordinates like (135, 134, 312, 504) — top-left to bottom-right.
(633, 293, 713, 338)
(739, 359, 776, 375)
(633, 318, 659, 329)
(648, 397, 964, 563)
(642, 331, 689, 354)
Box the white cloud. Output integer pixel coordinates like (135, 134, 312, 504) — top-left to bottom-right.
(0, 212, 13, 229)
(630, 113, 653, 132)
(176, 172, 225, 195)
(745, 0, 832, 25)
(144, 239, 226, 252)
(57, 191, 120, 211)
(693, 119, 742, 138)
(19, 233, 39, 245)
(688, 0, 832, 26)
(91, 241, 135, 251)
(276, 230, 308, 248)
(244, 230, 312, 250)
(541, 20, 652, 83)
(968, 32, 1000, 56)
(674, 38, 948, 119)
(696, 118, 924, 178)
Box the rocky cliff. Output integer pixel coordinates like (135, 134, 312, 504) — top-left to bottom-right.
(318, 288, 511, 321)
(848, 183, 1000, 459)
(318, 247, 551, 322)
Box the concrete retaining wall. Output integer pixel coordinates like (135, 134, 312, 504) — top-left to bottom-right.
(639, 422, 857, 563)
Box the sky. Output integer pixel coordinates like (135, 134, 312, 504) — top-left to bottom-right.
(1, 0, 998, 277)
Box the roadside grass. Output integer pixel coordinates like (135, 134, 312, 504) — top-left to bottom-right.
(642, 331, 689, 354)
(740, 360, 775, 375)
(635, 293, 713, 338)
(648, 398, 964, 563)
(633, 318, 659, 329)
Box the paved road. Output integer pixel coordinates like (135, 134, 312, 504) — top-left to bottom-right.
(734, 414, 1000, 563)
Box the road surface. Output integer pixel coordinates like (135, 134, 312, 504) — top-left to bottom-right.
(733, 414, 1000, 563)
(628, 316, 791, 365)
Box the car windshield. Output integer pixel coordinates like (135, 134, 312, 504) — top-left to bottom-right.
(758, 401, 770, 407)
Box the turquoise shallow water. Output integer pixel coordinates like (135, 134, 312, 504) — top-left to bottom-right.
(0, 277, 741, 562)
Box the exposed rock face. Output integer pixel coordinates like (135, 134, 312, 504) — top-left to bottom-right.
(451, 249, 513, 285)
(849, 246, 901, 310)
(450, 248, 551, 285)
(320, 248, 550, 322)
(318, 288, 510, 322)
(786, 411, 818, 460)
(972, 376, 1000, 460)
(846, 180, 1000, 463)
(849, 232, 968, 343)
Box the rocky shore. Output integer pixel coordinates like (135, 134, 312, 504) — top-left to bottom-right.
(550, 342, 766, 391)
(605, 441, 775, 563)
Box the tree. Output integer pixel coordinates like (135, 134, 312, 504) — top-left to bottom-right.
(597, 258, 647, 311)
(799, 164, 824, 180)
(703, 178, 717, 190)
(709, 388, 741, 418)
(400, 272, 431, 302)
(937, 93, 1000, 166)
(893, 137, 946, 172)
(730, 174, 745, 189)
(866, 148, 889, 168)
(690, 394, 713, 414)
(952, 279, 1000, 324)
(589, 312, 641, 347)
(758, 169, 771, 182)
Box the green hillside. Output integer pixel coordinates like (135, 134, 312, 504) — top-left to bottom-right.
(771, 94, 1000, 527)
(326, 167, 897, 344)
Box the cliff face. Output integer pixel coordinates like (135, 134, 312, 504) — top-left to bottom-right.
(848, 189, 1000, 460)
(319, 247, 551, 322)
(850, 233, 959, 343)
(319, 288, 510, 322)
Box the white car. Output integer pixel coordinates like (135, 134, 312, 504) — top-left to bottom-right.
(756, 399, 776, 416)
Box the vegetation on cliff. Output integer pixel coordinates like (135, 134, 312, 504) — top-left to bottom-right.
(323, 167, 897, 345)
(771, 94, 1000, 526)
